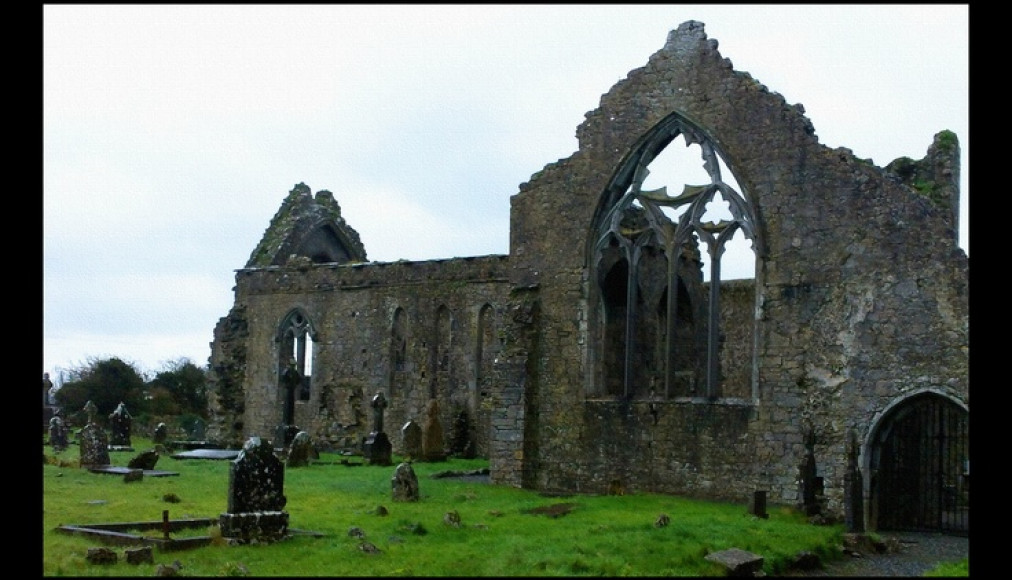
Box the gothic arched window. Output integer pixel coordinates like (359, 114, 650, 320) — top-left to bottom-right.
(587, 113, 761, 401)
(277, 309, 315, 411)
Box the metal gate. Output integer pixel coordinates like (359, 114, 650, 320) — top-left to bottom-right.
(871, 393, 969, 535)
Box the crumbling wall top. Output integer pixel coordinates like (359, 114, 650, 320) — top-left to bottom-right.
(245, 183, 368, 268)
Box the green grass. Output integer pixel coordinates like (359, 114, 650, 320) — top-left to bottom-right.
(38, 437, 919, 576)
(924, 558, 969, 577)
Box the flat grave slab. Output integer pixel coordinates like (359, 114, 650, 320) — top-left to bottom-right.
(171, 449, 240, 460)
(88, 466, 179, 477)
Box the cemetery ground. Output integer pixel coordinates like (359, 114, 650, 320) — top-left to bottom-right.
(43, 436, 965, 577)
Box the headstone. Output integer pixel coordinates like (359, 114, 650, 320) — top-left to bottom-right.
(704, 548, 764, 577)
(86, 547, 117, 565)
(275, 424, 300, 449)
(391, 462, 420, 502)
(749, 490, 769, 519)
(799, 430, 820, 516)
(83, 400, 98, 425)
(42, 372, 54, 408)
(287, 431, 318, 467)
(128, 449, 160, 470)
(401, 420, 422, 460)
(364, 431, 392, 466)
(108, 402, 132, 447)
(844, 430, 865, 532)
(125, 546, 154, 565)
(187, 417, 207, 441)
(124, 468, 144, 483)
(79, 423, 111, 468)
(43, 372, 57, 425)
(48, 410, 69, 452)
(152, 422, 168, 445)
(220, 437, 289, 543)
(421, 399, 446, 462)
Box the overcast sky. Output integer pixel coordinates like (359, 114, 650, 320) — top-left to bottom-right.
(43, 4, 969, 383)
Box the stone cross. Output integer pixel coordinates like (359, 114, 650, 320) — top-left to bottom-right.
(83, 400, 98, 425)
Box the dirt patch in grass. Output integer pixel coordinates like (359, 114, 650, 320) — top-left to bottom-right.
(522, 503, 579, 518)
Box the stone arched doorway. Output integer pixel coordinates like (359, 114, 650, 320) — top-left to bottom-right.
(868, 392, 969, 535)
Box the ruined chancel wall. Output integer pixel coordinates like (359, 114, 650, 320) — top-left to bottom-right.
(491, 20, 968, 516)
(208, 21, 968, 528)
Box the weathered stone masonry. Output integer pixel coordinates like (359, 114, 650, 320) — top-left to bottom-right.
(207, 21, 968, 533)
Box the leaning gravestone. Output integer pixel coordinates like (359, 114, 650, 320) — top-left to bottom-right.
(391, 462, 420, 502)
(287, 431, 318, 467)
(401, 420, 422, 460)
(220, 437, 289, 543)
(127, 449, 160, 470)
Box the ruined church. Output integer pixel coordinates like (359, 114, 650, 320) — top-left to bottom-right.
(206, 21, 969, 534)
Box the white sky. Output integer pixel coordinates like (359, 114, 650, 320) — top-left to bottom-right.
(43, 4, 969, 382)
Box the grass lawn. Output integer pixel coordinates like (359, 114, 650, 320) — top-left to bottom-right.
(42, 435, 863, 576)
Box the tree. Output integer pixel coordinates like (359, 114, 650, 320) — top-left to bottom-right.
(55, 357, 148, 423)
(146, 358, 209, 418)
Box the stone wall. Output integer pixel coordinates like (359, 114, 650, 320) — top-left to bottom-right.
(208, 21, 968, 529)
(208, 256, 511, 456)
(491, 20, 968, 516)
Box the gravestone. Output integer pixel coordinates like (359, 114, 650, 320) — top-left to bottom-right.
(421, 399, 446, 461)
(749, 490, 769, 519)
(274, 424, 300, 449)
(187, 417, 207, 441)
(152, 422, 168, 445)
(287, 431, 318, 467)
(220, 437, 289, 543)
(42, 372, 56, 427)
(705, 548, 764, 576)
(48, 409, 69, 452)
(391, 462, 420, 502)
(363, 392, 392, 466)
(128, 449, 160, 470)
(108, 402, 133, 448)
(79, 422, 111, 468)
(401, 420, 422, 460)
(799, 431, 821, 516)
(83, 400, 98, 425)
(844, 430, 865, 532)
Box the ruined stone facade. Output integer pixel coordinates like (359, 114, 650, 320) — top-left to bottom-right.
(207, 22, 968, 533)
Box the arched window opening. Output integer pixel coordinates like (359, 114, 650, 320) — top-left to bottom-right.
(476, 304, 499, 391)
(599, 256, 629, 397)
(391, 308, 408, 373)
(277, 310, 316, 427)
(588, 114, 759, 401)
(436, 306, 453, 373)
